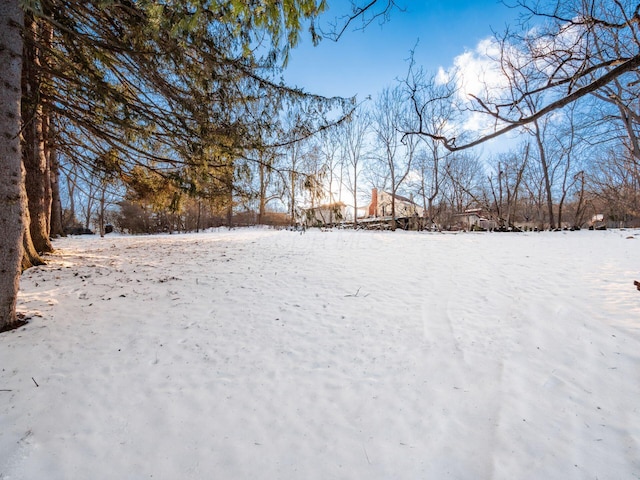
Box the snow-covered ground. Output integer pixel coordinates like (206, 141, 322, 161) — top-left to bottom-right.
(1, 228, 639, 479)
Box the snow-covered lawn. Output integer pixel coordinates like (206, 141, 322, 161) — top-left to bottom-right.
(1, 228, 639, 479)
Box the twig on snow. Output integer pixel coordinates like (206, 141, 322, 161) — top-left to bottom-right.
(345, 287, 369, 298)
(363, 445, 371, 465)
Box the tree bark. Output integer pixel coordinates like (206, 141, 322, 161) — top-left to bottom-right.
(0, 0, 26, 330)
(21, 161, 45, 270)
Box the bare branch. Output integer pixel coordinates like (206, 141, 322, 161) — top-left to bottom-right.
(323, 0, 403, 41)
(407, 51, 640, 152)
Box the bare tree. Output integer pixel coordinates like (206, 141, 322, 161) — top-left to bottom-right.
(487, 143, 530, 229)
(299, 143, 327, 210)
(442, 152, 486, 219)
(550, 104, 587, 228)
(469, 33, 562, 229)
(341, 105, 371, 225)
(521, 152, 550, 229)
(315, 128, 345, 224)
(280, 110, 310, 225)
(530, 117, 557, 229)
(318, 127, 344, 206)
(588, 146, 640, 226)
(372, 85, 421, 230)
(405, 66, 457, 228)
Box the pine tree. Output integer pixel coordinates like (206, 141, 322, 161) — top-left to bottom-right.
(0, 0, 26, 330)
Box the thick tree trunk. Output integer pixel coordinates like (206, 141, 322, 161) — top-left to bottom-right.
(22, 225, 45, 271)
(0, 0, 26, 330)
(22, 13, 53, 253)
(21, 162, 45, 270)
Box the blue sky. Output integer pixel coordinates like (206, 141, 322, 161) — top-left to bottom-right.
(283, 1, 524, 99)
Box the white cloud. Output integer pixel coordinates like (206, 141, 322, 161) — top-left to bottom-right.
(435, 37, 512, 138)
(451, 37, 507, 104)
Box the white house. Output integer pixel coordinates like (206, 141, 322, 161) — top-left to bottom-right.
(456, 208, 497, 231)
(301, 202, 348, 227)
(365, 188, 425, 218)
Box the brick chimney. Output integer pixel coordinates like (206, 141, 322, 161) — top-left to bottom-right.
(368, 188, 378, 217)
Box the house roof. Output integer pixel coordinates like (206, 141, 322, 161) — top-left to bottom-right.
(380, 191, 419, 206)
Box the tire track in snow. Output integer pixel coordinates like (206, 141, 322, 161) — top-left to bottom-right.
(418, 236, 507, 479)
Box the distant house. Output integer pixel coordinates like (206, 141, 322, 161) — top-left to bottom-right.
(302, 202, 347, 227)
(589, 213, 606, 230)
(358, 189, 426, 230)
(365, 188, 425, 218)
(456, 208, 497, 231)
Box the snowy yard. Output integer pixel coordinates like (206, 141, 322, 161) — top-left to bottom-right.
(1, 228, 640, 479)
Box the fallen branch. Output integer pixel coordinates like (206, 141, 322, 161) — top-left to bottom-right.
(345, 287, 370, 298)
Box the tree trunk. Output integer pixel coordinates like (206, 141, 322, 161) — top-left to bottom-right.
(22, 161, 45, 270)
(390, 191, 397, 231)
(573, 171, 587, 227)
(533, 121, 555, 229)
(289, 168, 296, 225)
(99, 185, 106, 237)
(82, 180, 95, 229)
(196, 200, 201, 232)
(258, 161, 266, 224)
(427, 157, 440, 228)
(66, 166, 77, 228)
(226, 172, 233, 228)
(49, 144, 64, 236)
(22, 13, 53, 253)
(0, 0, 26, 330)
(352, 165, 358, 227)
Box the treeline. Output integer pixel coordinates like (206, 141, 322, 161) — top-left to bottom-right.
(0, 0, 396, 329)
(62, 0, 640, 234)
